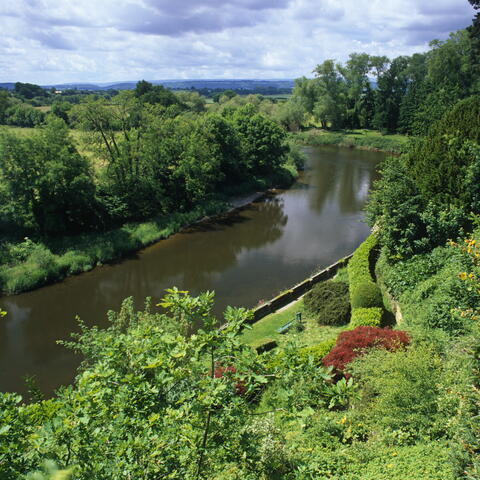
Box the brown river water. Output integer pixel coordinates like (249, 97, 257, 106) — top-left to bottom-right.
(0, 146, 384, 396)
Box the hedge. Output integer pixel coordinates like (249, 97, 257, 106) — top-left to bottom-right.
(349, 308, 383, 329)
(304, 280, 351, 326)
(351, 281, 383, 309)
(348, 235, 383, 315)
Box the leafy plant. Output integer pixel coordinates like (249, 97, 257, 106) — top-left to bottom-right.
(349, 308, 383, 328)
(322, 326, 410, 374)
(350, 281, 383, 309)
(304, 280, 350, 326)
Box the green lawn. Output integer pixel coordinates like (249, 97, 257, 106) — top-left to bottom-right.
(293, 128, 410, 154)
(241, 298, 343, 349)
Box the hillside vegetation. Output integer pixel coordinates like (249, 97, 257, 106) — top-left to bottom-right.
(1, 5, 480, 478)
(1, 93, 480, 479)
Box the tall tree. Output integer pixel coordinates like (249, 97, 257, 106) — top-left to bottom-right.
(313, 60, 347, 129)
(373, 56, 410, 132)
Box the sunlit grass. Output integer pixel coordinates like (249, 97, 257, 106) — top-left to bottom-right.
(241, 298, 343, 348)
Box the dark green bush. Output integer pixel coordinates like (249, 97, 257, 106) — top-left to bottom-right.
(304, 280, 350, 326)
(351, 281, 383, 309)
(349, 308, 383, 328)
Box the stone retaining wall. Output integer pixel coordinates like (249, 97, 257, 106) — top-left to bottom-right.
(249, 253, 353, 324)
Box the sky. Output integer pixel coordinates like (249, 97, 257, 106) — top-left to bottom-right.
(0, 0, 476, 84)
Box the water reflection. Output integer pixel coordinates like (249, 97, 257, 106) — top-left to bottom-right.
(0, 146, 383, 396)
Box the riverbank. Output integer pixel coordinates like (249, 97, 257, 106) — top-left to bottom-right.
(293, 128, 410, 154)
(0, 185, 277, 296)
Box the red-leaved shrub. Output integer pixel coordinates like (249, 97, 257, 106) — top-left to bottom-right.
(213, 365, 247, 395)
(322, 326, 410, 374)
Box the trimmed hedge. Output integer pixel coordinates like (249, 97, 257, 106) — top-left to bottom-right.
(348, 235, 383, 322)
(349, 308, 383, 329)
(304, 280, 351, 326)
(351, 281, 383, 309)
(348, 235, 377, 288)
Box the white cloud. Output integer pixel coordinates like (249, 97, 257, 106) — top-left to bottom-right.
(0, 0, 475, 83)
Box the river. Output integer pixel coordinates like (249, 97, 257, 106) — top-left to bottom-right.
(0, 146, 384, 396)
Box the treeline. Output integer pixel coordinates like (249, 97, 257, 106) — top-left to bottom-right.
(286, 28, 479, 134)
(0, 84, 119, 127)
(367, 95, 480, 260)
(0, 81, 296, 238)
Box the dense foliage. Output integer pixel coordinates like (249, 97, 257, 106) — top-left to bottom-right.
(349, 307, 382, 328)
(288, 26, 478, 134)
(367, 97, 480, 260)
(322, 326, 410, 374)
(303, 280, 350, 325)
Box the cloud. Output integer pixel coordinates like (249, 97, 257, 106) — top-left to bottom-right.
(112, 0, 293, 36)
(0, 0, 475, 83)
(31, 30, 76, 50)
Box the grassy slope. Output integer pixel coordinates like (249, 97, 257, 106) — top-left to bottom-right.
(294, 128, 410, 154)
(241, 269, 348, 348)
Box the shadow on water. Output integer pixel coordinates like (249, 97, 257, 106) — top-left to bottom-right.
(0, 146, 383, 397)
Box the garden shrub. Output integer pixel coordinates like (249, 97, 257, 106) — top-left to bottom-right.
(266, 338, 336, 371)
(349, 345, 443, 440)
(213, 365, 247, 396)
(323, 326, 410, 374)
(349, 308, 382, 328)
(348, 235, 377, 286)
(350, 281, 383, 309)
(348, 235, 380, 309)
(299, 338, 337, 364)
(304, 280, 350, 326)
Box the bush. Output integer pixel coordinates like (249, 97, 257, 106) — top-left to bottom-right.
(348, 235, 379, 305)
(351, 281, 383, 309)
(323, 326, 410, 374)
(299, 338, 337, 364)
(304, 280, 350, 326)
(349, 345, 443, 440)
(348, 235, 377, 282)
(349, 308, 383, 328)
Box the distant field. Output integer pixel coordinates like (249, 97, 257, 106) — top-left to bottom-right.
(0, 125, 36, 136)
(0, 125, 102, 166)
(263, 94, 291, 101)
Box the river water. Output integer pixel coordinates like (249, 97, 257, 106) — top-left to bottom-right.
(0, 146, 383, 396)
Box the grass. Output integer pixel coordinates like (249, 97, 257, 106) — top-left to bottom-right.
(294, 128, 410, 154)
(0, 125, 100, 165)
(241, 298, 343, 349)
(0, 200, 228, 295)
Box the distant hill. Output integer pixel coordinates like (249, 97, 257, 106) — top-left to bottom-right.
(0, 79, 295, 92)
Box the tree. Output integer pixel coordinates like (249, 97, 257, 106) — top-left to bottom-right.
(426, 30, 474, 93)
(0, 89, 11, 124)
(340, 52, 371, 128)
(468, 0, 480, 88)
(135, 80, 180, 107)
(232, 104, 288, 174)
(275, 97, 305, 131)
(13, 82, 47, 100)
(5, 103, 45, 127)
(1, 291, 267, 479)
(291, 76, 319, 117)
(0, 117, 97, 235)
(313, 59, 347, 129)
(51, 101, 72, 124)
(373, 56, 410, 132)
